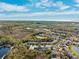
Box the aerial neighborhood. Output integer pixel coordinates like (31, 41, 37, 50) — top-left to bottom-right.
(0, 21, 79, 59)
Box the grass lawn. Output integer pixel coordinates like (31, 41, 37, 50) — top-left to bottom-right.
(68, 45, 79, 58)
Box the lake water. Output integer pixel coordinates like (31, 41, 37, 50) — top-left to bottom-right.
(0, 47, 10, 58)
(74, 47, 79, 53)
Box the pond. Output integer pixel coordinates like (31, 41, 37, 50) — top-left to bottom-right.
(74, 47, 79, 53)
(0, 47, 10, 58)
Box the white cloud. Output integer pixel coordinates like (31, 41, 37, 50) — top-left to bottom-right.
(0, 11, 79, 21)
(54, 1, 70, 10)
(59, 5, 70, 10)
(0, 11, 79, 18)
(35, 1, 70, 11)
(0, 2, 29, 12)
(75, 0, 79, 3)
(40, 0, 49, 3)
(0, 18, 73, 21)
(75, 4, 79, 7)
(35, 1, 52, 8)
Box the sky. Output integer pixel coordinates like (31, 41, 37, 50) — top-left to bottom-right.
(0, 0, 79, 21)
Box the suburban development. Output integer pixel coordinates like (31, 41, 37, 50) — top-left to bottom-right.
(0, 21, 79, 59)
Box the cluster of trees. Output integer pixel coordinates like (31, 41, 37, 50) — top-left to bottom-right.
(4, 45, 51, 59)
